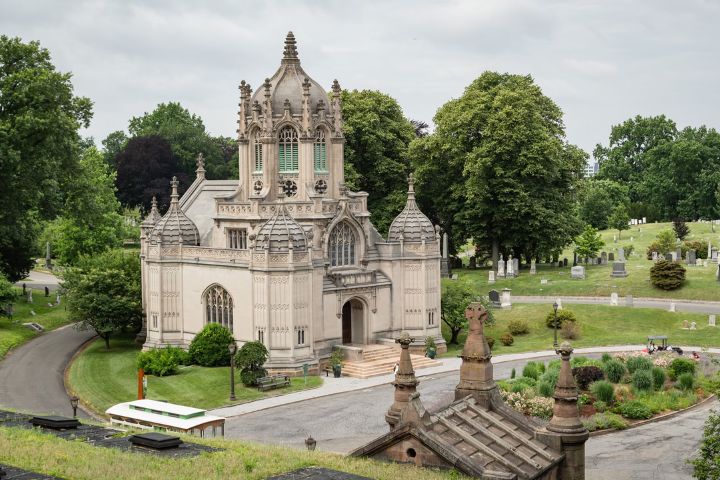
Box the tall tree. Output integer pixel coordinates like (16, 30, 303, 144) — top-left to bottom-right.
(42, 146, 125, 265)
(341, 90, 416, 235)
(607, 204, 630, 239)
(412, 72, 585, 268)
(579, 179, 629, 230)
(575, 225, 605, 260)
(101, 130, 128, 167)
(0, 36, 92, 280)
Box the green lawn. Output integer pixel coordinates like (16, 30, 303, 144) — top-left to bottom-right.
(455, 221, 720, 301)
(68, 336, 323, 414)
(0, 286, 71, 359)
(442, 303, 720, 357)
(0, 426, 463, 480)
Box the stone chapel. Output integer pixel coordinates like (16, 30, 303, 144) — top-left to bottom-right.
(139, 32, 445, 374)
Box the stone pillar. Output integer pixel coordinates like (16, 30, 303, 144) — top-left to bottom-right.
(547, 342, 589, 480)
(385, 332, 419, 430)
(455, 303, 496, 407)
(440, 232, 451, 278)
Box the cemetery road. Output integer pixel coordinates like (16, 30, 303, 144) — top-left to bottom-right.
(15, 270, 61, 293)
(514, 295, 720, 315)
(0, 324, 96, 418)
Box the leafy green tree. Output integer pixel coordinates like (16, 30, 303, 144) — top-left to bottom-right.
(101, 130, 128, 167)
(0, 276, 16, 305)
(235, 341, 269, 386)
(575, 225, 605, 260)
(689, 408, 719, 479)
(607, 204, 630, 239)
(655, 229, 678, 254)
(42, 146, 125, 265)
(62, 249, 142, 350)
(579, 179, 629, 230)
(0, 36, 92, 280)
(341, 90, 416, 235)
(441, 281, 493, 344)
(412, 72, 585, 267)
(673, 218, 690, 240)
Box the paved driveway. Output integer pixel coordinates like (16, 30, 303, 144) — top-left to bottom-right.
(0, 324, 96, 418)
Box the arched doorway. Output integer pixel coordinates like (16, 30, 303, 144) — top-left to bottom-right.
(341, 298, 364, 344)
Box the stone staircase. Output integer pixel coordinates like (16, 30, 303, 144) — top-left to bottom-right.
(341, 344, 441, 379)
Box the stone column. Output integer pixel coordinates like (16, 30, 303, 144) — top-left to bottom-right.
(547, 342, 589, 480)
(385, 332, 419, 430)
(455, 303, 496, 407)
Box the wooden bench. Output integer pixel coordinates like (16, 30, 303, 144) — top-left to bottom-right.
(256, 375, 290, 391)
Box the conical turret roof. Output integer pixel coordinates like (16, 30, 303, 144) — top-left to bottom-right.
(151, 177, 200, 246)
(388, 174, 435, 242)
(254, 204, 308, 252)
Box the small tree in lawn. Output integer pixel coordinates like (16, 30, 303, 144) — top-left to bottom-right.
(607, 204, 630, 240)
(441, 281, 493, 345)
(691, 409, 720, 479)
(62, 249, 142, 350)
(650, 259, 686, 290)
(673, 218, 690, 240)
(235, 341, 268, 387)
(575, 225, 605, 262)
(655, 229, 678, 254)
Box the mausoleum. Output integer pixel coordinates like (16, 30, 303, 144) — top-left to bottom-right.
(139, 32, 444, 374)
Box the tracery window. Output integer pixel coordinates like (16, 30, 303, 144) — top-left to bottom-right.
(329, 222, 356, 267)
(313, 128, 327, 172)
(278, 126, 299, 173)
(227, 228, 247, 249)
(254, 134, 263, 172)
(204, 285, 233, 331)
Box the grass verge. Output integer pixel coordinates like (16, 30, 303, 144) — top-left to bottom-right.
(68, 336, 323, 414)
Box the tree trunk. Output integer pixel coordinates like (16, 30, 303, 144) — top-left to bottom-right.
(491, 239, 499, 273)
(450, 328, 461, 345)
(102, 334, 110, 350)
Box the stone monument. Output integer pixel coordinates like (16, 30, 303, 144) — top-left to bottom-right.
(608, 252, 615, 262)
(709, 314, 716, 327)
(600, 252, 608, 265)
(570, 266, 585, 279)
(488, 270, 495, 284)
(497, 255, 505, 278)
(610, 292, 618, 306)
(488, 290, 501, 308)
(506, 255, 515, 278)
(500, 288, 512, 309)
(611, 261, 628, 278)
(440, 232, 451, 278)
(687, 249, 696, 266)
(530, 259, 537, 275)
(618, 247, 625, 262)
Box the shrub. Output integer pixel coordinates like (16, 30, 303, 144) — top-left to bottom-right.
(510, 368, 516, 379)
(522, 362, 541, 380)
(622, 244, 635, 257)
(571, 356, 603, 368)
(673, 218, 690, 240)
(626, 355, 653, 374)
(614, 385, 634, 403)
(684, 240, 709, 260)
(573, 366, 605, 390)
(593, 400, 608, 413)
(235, 341, 269, 387)
(537, 362, 546, 374)
(188, 323, 235, 367)
(537, 380, 554, 398)
(540, 369, 560, 390)
(577, 393, 591, 407)
(508, 319, 530, 335)
(651, 367, 666, 391)
(560, 321, 581, 340)
(509, 376, 535, 393)
(678, 372, 695, 391)
(545, 309, 578, 328)
(136, 347, 185, 377)
(590, 380, 615, 404)
(500, 333, 514, 346)
(487, 337, 495, 349)
(603, 360, 626, 383)
(668, 357, 696, 380)
(650, 259, 686, 290)
(646, 241, 663, 260)
(632, 369, 654, 392)
(582, 412, 629, 432)
(240, 369, 267, 387)
(619, 400, 653, 419)
(601, 353, 613, 363)
(690, 409, 720, 479)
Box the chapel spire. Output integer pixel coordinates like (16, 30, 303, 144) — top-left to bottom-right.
(282, 31, 299, 64)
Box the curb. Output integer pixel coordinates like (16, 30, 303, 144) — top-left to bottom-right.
(62, 331, 103, 422)
(588, 394, 718, 437)
(513, 295, 720, 306)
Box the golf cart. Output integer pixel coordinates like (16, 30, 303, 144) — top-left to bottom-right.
(647, 335, 683, 355)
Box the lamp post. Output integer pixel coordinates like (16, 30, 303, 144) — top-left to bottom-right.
(228, 342, 237, 401)
(552, 301, 559, 351)
(69, 395, 79, 418)
(305, 435, 317, 451)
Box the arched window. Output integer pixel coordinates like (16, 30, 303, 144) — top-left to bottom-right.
(253, 133, 263, 172)
(278, 126, 299, 173)
(204, 285, 234, 331)
(313, 128, 327, 172)
(329, 222, 356, 267)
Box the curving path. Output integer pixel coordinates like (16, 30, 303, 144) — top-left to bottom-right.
(0, 324, 95, 418)
(514, 295, 720, 315)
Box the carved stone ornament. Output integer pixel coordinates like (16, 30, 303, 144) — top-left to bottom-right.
(253, 180, 263, 195)
(281, 179, 298, 197)
(314, 179, 328, 194)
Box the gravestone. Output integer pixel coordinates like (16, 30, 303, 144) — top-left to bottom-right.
(440, 232, 451, 278)
(717, 264, 720, 282)
(676, 247, 682, 261)
(488, 290, 501, 308)
(670, 251, 677, 262)
(643, 217, 647, 223)
(652, 251, 658, 261)
(709, 315, 716, 327)
(608, 252, 615, 262)
(690, 321, 697, 330)
(570, 266, 585, 279)
(530, 260, 537, 275)
(708, 242, 712, 259)
(558, 261, 563, 268)
(513, 257, 519, 275)
(613, 234, 617, 243)
(500, 288, 512, 309)
(540, 278, 548, 285)
(600, 252, 608, 265)
(713, 248, 719, 264)
(27, 290, 33, 304)
(618, 247, 625, 262)
(468, 256, 477, 269)
(44, 286, 49, 297)
(563, 258, 568, 267)
(488, 270, 495, 284)
(631, 236, 634, 242)
(55, 293, 61, 305)
(611, 262, 628, 278)
(497, 255, 506, 278)
(506, 256, 515, 278)
(626, 295, 633, 307)
(669, 302, 676, 313)
(556, 298, 563, 310)
(665, 253, 673, 261)
(687, 249, 696, 265)
(610, 292, 619, 306)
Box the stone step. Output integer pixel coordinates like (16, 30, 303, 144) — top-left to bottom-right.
(341, 354, 441, 379)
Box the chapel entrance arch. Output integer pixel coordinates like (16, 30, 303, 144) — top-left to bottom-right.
(341, 298, 365, 345)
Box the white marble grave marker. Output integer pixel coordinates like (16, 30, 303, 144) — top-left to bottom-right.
(610, 292, 619, 306)
(710, 315, 716, 327)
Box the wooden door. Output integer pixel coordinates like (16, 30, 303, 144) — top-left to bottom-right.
(342, 302, 352, 344)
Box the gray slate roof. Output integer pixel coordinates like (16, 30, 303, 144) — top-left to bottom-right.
(255, 204, 308, 252)
(388, 176, 435, 242)
(151, 178, 200, 246)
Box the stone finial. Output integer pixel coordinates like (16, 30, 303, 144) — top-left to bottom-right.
(195, 153, 206, 180)
(407, 173, 416, 197)
(151, 195, 158, 211)
(455, 302, 496, 405)
(282, 31, 299, 62)
(547, 341, 586, 434)
(332, 79, 341, 94)
(283, 98, 291, 113)
(386, 332, 419, 430)
(170, 176, 179, 201)
(252, 100, 262, 113)
(263, 78, 272, 94)
(302, 77, 311, 94)
(239, 80, 247, 99)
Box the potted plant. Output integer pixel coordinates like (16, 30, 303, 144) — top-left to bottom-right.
(425, 336, 437, 359)
(330, 348, 343, 378)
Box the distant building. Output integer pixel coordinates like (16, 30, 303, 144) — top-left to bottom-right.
(584, 162, 599, 177)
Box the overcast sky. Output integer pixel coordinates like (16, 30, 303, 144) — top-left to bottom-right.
(3, 0, 719, 160)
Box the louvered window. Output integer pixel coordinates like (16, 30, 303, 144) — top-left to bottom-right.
(313, 128, 327, 172)
(278, 127, 299, 173)
(254, 135, 263, 172)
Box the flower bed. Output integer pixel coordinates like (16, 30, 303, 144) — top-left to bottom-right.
(498, 352, 720, 432)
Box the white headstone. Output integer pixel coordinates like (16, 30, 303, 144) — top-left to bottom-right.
(630, 236, 634, 242)
(690, 321, 697, 330)
(570, 266, 585, 279)
(488, 270, 496, 284)
(497, 255, 506, 278)
(530, 260, 537, 275)
(540, 278, 548, 285)
(27, 290, 33, 303)
(642, 217, 647, 223)
(669, 302, 676, 312)
(670, 251, 677, 261)
(613, 234, 617, 243)
(652, 251, 658, 261)
(709, 314, 716, 327)
(501, 288, 512, 309)
(506, 255, 515, 277)
(618, 247, 625, 262)
(610, 292, 619, 306)
(55, 293, 61, 305)
(556, 298, 563, 310)
(30, 310, 36, 316)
